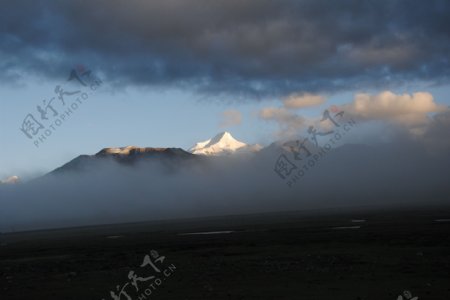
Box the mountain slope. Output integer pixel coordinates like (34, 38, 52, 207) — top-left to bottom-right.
(47, 147, 196, 176)
(189, 132, 261, 155)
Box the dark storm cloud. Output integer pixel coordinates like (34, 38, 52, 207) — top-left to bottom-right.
(1, 0, 450, 96)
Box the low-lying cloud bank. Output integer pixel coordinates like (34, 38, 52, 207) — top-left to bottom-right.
(1, 135, 449, 232)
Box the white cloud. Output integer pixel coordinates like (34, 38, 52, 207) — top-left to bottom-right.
(259, 90, 449, 142)
(259, 107, 306, 138)
(343, 91, 446, 127)
(283, 93, 325, 109)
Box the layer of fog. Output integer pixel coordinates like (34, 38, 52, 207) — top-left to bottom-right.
(1, 133, 449, 232)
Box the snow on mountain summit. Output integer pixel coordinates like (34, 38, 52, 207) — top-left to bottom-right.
(189, 132, 261, 155)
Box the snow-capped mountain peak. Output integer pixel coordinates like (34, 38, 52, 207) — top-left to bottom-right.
(189, 132, 261, 155)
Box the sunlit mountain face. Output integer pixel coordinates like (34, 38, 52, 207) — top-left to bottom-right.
(189, 132, 262, 155)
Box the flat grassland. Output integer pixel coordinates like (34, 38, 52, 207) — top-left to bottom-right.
(1, 206, 449, 300)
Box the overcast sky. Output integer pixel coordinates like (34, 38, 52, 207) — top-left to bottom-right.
(1, 0, 450, 179)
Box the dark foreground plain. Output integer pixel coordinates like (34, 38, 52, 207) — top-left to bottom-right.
(1, 206, 450, 300)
